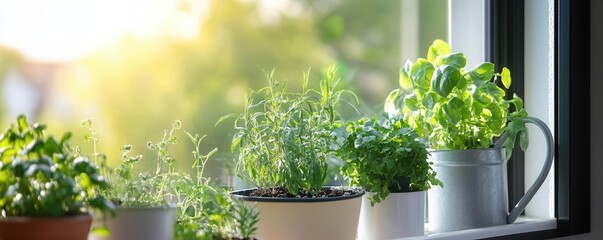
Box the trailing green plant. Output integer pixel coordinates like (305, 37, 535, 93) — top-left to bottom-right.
(335, 113, 442, 205)
(174, 132, 258, 240)
(385, 39, 529, 158)
(220, 66, 357, 195)
(0, 115, 114, 218)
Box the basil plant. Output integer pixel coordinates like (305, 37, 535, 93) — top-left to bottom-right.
(385, 40, 528, 158)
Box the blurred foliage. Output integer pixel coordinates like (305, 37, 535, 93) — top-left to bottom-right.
(0, 46, 24, 118)
(1, 0, 447, 184)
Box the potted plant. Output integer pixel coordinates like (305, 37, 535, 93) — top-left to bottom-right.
(0, 115, 114, 240)
(85, 119, 260, 240)
(221, 66, 365, 240)
(335, 113, 442, 239)
(173, 131, 259, 240)
(88, 120, 181, 240)
(385, 39, 554, 233)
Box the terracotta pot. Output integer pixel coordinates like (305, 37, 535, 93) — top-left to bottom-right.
(232, 187, 364, 240)
(0, 214, 92, 240)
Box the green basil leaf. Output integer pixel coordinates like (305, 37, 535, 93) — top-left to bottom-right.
(442, 52, 467, 68)
(421, 92, 439, 109)
(457, 77, 468, 93)
(501, 67, 512, 89)
(399, 60, 413, 89)
(443, 97, 464, 125)
(467, 62, 495, 86)
(484, 82, 506, 98)
(510, 94, 524, 111)
(384, 89, 400, 114)
(472, 101, 483, 116)
(410, 58, 435, 90)
(448, 96, 464, 109)
(431, 65, 461, 97)
(519, 129, 529, 151)
(404, 94, 419, 111)
(427, 39, 451, 64)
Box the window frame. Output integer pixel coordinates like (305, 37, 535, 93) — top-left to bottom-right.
(483, 0, 590, 239)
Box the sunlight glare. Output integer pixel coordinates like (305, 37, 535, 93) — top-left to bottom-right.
(0, 0, 206, 62)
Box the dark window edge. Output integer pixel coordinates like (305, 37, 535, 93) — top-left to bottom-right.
(484, 0, 591, 239)
(485, 0, 526, 213)
(555, 0, 591, 236)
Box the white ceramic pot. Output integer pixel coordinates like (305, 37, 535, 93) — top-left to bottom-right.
(232, 188, 364, 240)
(90, 206, 176, 240)
(358, 191, 425, 240)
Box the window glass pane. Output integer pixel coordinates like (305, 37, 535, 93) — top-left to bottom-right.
(0, 0, 448, 180)
(524, 0, 556, 219)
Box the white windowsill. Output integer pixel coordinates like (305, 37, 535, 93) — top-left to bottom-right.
(397, 217, 557, 240)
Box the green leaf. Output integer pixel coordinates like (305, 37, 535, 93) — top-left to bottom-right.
(431, 65, 461, 97)
(72, 157, 95, 174)
(427, 39, 451, 64)
(501, 67, 512, 89)
(17, 115, 28, 132)
(60, 132, 72, 145)
(231, 132, 243, 153)
(519, 129, 529, 151)
(456, 74, 467, 91)
(215, 113, 239, 127)
(448, 96, 464, 109)
(24, 164, 52, 177)
(421, 92, 438, 109)
(441, 53, 467, 68)
(399, 61, 413, 89)
(443, 97, 464, 125)
(467, 62, 495, 86)
(88, 196, 115, 215)
(91, 227, 111, 237)
(472, 101, 484, 116)
(510, 94, 524, 111)
(484, 82, 505, 98)
(404, 95, 419, 111)
(410, 59, 435, 90)
(384, 89, 400, 114)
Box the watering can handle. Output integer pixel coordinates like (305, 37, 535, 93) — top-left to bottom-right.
(497, 117, 554, 224)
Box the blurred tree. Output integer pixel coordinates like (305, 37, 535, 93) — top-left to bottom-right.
(0, 47, 24, 119)
(40, 0, 447, 184)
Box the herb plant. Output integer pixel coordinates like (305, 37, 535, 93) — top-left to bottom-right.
(385, 39, 528, 157)
(0, 115, 113, 218)
(335, 113, 442, 205)
(222, 66, 355, 195)
(174, 132, 258, 240)
(83, 119, 258, 239)
(88, 120, 182, 208)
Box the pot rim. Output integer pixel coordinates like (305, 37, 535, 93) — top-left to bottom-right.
(231, 186, 365, 203)
(427, 147, 503, 153)
(113, 204, 177, 211)
(427, 147, 506, 166)
(0, 213, 92, 222)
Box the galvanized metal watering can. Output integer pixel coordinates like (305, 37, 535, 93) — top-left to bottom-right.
(427, 117, 554, 233)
